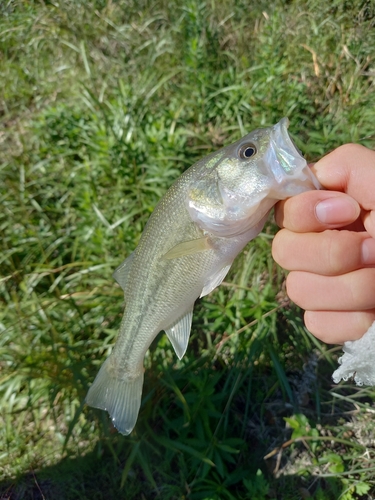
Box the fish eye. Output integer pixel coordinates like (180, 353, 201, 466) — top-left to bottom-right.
(238, 143, 257, 159)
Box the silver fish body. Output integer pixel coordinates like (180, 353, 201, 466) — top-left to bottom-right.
(86, 118, 321, 434)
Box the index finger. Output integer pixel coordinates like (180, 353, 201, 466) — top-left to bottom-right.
(274, 190, 361, 232)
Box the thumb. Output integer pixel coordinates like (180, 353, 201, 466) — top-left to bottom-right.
(312, 144, 375, 238)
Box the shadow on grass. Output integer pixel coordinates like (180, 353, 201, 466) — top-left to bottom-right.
(0, 444, 352, 500)
(1, 353, 370, 500)
(1, 304, 372, 500)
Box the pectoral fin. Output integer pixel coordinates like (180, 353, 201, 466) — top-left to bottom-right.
(113, 252, 135, 291)
(200, 263, 231, 298)
(165, 309, 193, 359)
(162, 237, 211, 260)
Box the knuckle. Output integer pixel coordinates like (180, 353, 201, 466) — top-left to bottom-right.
(304, 311, 333, 343)
(323, 230, 358, 275)
(285, 272, 303, 306)
(274, 200, 286, 228)
(364, 269, 375, 304)
(303, 311, 321, 338)
(272, 231, 286, 265)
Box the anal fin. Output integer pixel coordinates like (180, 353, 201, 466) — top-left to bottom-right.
(165, 309, 193, 359)
(200, 263, 231, 298)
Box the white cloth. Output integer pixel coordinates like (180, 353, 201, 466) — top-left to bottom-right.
(333, 321, 375, 385)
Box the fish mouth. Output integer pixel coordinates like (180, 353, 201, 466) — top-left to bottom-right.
(271, 117, 305, 174)
(276, 117, 303, 155)
(267, 117, 322, 194)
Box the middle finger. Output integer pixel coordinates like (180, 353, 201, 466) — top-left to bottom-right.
(272, 229, 375, 275)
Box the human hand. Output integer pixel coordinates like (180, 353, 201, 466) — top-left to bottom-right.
(272, 144, 375, 344)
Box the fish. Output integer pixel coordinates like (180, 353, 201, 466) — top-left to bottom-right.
(85, 117, 321, 435)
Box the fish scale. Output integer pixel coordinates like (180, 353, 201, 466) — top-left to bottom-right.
(86, 117, 321, 435)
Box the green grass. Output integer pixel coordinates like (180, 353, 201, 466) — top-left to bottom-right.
(1, 0, 375, 498)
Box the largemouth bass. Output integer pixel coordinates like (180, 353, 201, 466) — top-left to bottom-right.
(86, 118, 321, 435)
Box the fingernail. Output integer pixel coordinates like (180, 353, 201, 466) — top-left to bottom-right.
(362, 238, 375, 265)
(315, 198, 358, 224)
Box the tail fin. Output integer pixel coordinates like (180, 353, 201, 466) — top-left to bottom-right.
(86, 357, 144, 435)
